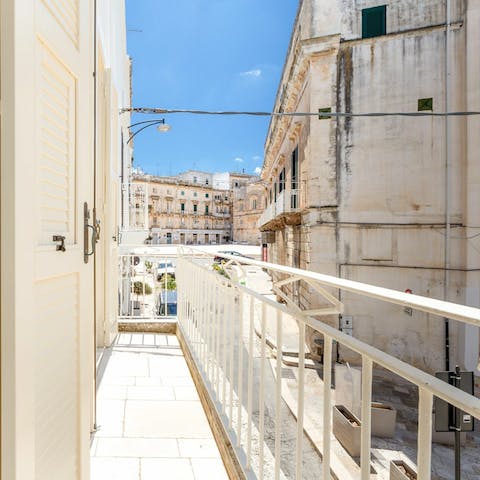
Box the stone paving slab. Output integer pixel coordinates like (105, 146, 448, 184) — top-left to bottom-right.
(90, 333, 228, 480)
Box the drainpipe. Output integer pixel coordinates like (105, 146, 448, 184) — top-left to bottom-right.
(444, 0, 451, 371)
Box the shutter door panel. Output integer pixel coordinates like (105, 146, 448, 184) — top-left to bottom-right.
(34, 274, 80, 480)
(37, 41, 76, 246)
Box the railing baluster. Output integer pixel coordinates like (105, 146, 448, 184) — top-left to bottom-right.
(215, 283, 221, 397)
(236, 291, 244, 446)
(361, 356, 373, 480)
(192, 267, 198, 351)
(119, 258, 123, 317)
(222, 284, 228, 412)
(275, 309, 283, 480)
(202, 280, 212, 379)
(203, 278, 209, 372)
(259, 302, 267, 480)
(163, 258, 167, 318)
(322, 336, 333, 480)
(417, 388, 433, 480)
(229, 289, 235, 428)
(198, 269, 207, 360)
(246, 296, 254, 469)
(296, 321, 306, 480)
(212, 282, 218, 384)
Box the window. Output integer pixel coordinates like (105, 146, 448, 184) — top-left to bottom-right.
(193, 176, 197, 183)
(418, 98, 433, 111)
(205, 193, 209, 198)
(180, 203, 185, 212)
(193, 192, 197, 197)
(193, 204, 197, 213)
(279, 168, 285, 193)
(291, 147, 299, 190)
(318, 107, 332, 120)
(205, 179, 209, 185)
(252, 198, 257, 210)
(205, 205, 209, 214)
(362, 5, 386, 39)
(181, 191, 185, 196)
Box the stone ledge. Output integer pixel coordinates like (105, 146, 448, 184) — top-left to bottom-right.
(119, 320, 177, 335)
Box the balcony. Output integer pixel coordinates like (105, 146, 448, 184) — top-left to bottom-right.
(91, 332, 228, 479)
(111, 247, 480, 480)
(258, 188, 301, 229)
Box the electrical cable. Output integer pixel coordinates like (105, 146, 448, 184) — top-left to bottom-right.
(121, 107, 480, 118)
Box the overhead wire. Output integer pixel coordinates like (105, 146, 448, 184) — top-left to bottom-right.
(121, 107, 480, 118)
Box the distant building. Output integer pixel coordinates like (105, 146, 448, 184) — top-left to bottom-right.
(232, 180, 265, 245)
(130, 172, 232, 245)
(258, 0, 480, 373)
(130, 170, 261, 245)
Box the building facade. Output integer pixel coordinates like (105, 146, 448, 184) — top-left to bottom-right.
(259, 0, 480, 373)
(232, 180, 265, 245)
(131, 172, 232, 245)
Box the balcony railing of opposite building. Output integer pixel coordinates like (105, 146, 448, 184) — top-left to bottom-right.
(258, 188, 300, 228)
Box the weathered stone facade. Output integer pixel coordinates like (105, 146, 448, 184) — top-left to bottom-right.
(231, 180, 264, 245)
(259, 0, 480, 372)
(131, 173, 232, 245)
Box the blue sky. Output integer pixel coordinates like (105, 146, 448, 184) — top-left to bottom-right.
(125, 0, 298, 176)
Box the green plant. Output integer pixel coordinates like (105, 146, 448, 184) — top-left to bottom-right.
(133, 281, 152, 295)
(212, 263, 230, 279)
(145, 260, 153, 272)
(158, 273, 176, 290)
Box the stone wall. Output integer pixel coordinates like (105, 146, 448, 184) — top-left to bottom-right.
(260, 0, 480, 372)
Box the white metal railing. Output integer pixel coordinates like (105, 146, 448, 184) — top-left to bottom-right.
(257, 200, 276, 227)
(118, 253, 178, 320)
(176, 248, 480, 480)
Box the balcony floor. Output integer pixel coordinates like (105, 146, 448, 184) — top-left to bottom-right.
(90, 333, 229, 480)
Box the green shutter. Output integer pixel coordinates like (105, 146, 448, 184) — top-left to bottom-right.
(318, 107, 332, 120)
(418, 98, 433, 111)
(362, 6, 386, 39)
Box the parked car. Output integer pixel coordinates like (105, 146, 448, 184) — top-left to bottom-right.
(157, 290, 177, 316)
(213, 251, 253, 264)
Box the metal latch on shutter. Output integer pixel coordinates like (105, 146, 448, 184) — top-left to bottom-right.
(84, 202, 101, 263)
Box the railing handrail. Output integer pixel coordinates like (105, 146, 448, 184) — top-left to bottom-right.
(184, 247, 480, 326)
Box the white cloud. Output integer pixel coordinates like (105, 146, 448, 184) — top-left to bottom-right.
(252, 155, 262, 161)
(240, 69, 262, 78)
(234, 157, 244, 163)
(254, 167, 262, 175)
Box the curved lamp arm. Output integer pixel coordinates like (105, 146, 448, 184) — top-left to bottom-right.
(127, 119, 169, 144)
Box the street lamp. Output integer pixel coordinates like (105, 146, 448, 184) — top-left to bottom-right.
(127, 118, 171, 144)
